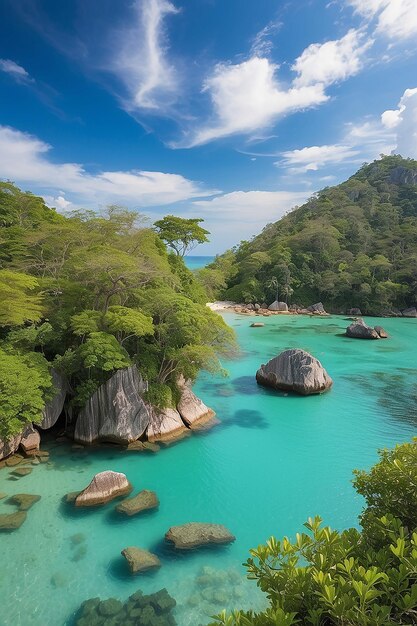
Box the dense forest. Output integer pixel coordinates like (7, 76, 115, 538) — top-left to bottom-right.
(199, 155, 417, 314)
(0, 182, 234, 440)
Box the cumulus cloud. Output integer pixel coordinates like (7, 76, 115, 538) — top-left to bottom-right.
(112, 0, 180, 111)
(0, 58, 33, 84)
(348, 0, 417, 39)
(381, 88, 417, 158)
(279, 144, 361, 172)
(182, 57, 328, 147)
(0, 126, 215, 207)
(292, 29, 372, 87)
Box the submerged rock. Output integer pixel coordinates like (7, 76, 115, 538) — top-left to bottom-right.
(268, 300, 288, 312)
(256, 348, 333, 395)
(176, 376, 216, 429)
(121, 546, 161, 573)
(8, 493, 41, 510)
(39, 369, 67, 430)
(346, 318, 379, 339)
(146, 405, 188, 442)
(74, 471, 132, 507)
(11, 467, 32, 477)
(115, 490, 159, 516)
(74, 366, 150, 445)
(165, 522, 235, 549)
(0, 511, 27, 531)
(250, 322, 264, 327)
(375, 325, 389, 338)
(20, 425, 40, 453)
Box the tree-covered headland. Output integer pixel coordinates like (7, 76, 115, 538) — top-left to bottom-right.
(200, 156, 417, 313)
(0, 182, 235, 440)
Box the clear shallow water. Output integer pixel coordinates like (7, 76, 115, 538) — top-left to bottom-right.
(1, 314, 417, 626)
(184, 256, 215, 270)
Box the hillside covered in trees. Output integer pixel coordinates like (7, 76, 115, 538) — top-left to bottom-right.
(200, 156, 417, 314)
(0, 182, 234, 440)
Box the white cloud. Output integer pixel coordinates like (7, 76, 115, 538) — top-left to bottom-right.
(0, 126, 215, 206)
(43, 194, 72, 210)
(381, 88, 417, 158)
(0, 59, 33, 83)
(348, 0, 417, 39)
(293, 29, 372, 87)
(112, 0, 179, 111)
(279, 144, 361, 172)
(183, 57, 328, 147)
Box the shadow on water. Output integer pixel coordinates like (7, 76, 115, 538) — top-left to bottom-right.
(231, 376, 259, 395)
(221, 409, 269, 430)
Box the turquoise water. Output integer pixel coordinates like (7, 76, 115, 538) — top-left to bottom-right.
(184, 256, 215, 270)
(1, 314, 417, 625)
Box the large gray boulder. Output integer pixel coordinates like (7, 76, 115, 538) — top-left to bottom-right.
(347, 308, 362, 316)
(74, 366, 149, 444)
(165, 523, 235, 549)
(307, 302, 326, 314)
(346, 318, 379, 339)
(0, 433, 22, 461)
(268, 301, 288, 312)
(74, 471, 132, 507)
(402, 307, 417, 318)
(177, 376, 216, 429)
(39, 369, 67, 430)
(145, 405, 188, 442)
(256, 349, 333, 395)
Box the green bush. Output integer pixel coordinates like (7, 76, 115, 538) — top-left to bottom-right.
(210, 439, 417, 626)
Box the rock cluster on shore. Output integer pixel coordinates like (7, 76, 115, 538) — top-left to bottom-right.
(256, 349, 333, 396)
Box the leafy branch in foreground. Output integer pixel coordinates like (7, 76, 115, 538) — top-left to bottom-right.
(210, 439, 417, 626)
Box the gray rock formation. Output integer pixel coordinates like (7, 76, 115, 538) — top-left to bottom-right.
(0, 433, 22, 461)
(115, 490, 159, 516)
(402, 307, 417, 318)
(268, 301, 288, 311)
(375, 325, 389, 338)
(389, 166, 417, 186)
(165, 522, 235, 549)
(346, 318, 380, 339)
(177, 376, 216, 429)
(307, 302, 326, 314)
(74, 471, 132, 507)
(74, 366, 150, 444)
(146, 405, 188, 442)
(20, 425, 40, 453)
(39, 369, 67, 430)
(256, 348, 333, 395)
(121, 547, 161, 573)
(347, 308, 362, 316)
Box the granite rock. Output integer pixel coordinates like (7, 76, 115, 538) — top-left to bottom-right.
(121, 547, 161, 573)
(165, 522, 235, 549)
(74, 471, 132, 507)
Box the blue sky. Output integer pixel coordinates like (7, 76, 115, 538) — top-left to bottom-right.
(1, 0, 417, 254)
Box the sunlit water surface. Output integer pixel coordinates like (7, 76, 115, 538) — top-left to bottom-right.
(1, 314, 416, 625)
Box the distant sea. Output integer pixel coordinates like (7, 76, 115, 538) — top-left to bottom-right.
(184, 255, 215, 270)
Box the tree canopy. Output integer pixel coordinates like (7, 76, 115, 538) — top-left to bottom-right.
(201, 155, 417, 314)
(154, 215, 210, 257)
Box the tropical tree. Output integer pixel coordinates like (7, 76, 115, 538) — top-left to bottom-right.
(154, 215, 210, 257)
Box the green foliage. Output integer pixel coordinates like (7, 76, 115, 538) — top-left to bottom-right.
(154, 214, 210, 257)
(144, 382, 176, 409)
(0, 269, 43, 326)
(210, 439, 417, 626)
(78, 332, 131, 372)
(0, 348, 52, 438)
(210, 155, 417, 311)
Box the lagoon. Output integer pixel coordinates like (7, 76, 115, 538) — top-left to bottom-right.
(0, 313, 416, 625)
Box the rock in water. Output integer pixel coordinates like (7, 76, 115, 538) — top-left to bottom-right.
(256, 349, 333, 395)
(74, 366, 150, 444)
(121, 547, 161, 573)
(20, 425, 40, 453)
(74, 471, 132, 507)
(268, 300, 288, 311)
(115, 490, 159, 516)
(146, 406, 188, 442)
(375, 325, 389, 338)
(346, 318, 379, 339)
(39, 370, 67, 430)
(250, 322, 264, 327)
(8, 494, 41, 511)
(165, 523, 235, 549)
(0, 511, 27, 531)
(177, 376, 216, 429)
